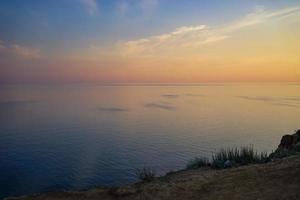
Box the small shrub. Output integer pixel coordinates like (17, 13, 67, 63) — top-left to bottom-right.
(134, 167, 156, 182)
(211, 159, 224, 169)
(186, 157, 210, 169)
(211, 146, 269, 169)
(187, 146, 271, 170)
(258, 152, 270, 163)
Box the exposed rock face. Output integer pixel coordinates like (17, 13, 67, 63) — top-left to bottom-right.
(278, 130, 300, 150)
(270, 130, 300, 158)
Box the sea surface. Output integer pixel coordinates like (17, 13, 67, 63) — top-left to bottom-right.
(0, 83, 299, 199)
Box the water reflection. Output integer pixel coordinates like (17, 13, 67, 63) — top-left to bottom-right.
(161, 94, 180, 99)
(98, 107, 129, 112)
(0, 84, 299, 199)
(144, 102, 176, 110)
(237, 95, 300, 108)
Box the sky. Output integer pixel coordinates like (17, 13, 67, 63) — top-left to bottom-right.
(0, 0, 300, 84)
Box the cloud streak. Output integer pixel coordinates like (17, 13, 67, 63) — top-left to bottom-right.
(10, 44, 41, 59)
(118, 5, 300, 57)
(223, 5, 300, 32)
(121, 25, 209, 56)
(0, 40, 41, 59)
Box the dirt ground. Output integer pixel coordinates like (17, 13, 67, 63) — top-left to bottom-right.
(7, 154, 300, 200)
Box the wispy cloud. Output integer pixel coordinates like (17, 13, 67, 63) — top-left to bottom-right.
(0, 40, 41, 59)
(10, 44, 41, 59)
(118, 5, 300, 57)
(223, 5, 300, 32)
(121, 25, 211, 56)
(81, 0, 99, 15)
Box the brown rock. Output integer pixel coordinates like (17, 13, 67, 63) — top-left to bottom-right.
(278, 129, 300, 150)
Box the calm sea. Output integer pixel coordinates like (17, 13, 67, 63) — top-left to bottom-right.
(0, 83, 299, 198)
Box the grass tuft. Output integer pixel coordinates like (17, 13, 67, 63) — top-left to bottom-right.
(187, 146, 269, 170)
(186, 157, 210, 169)
(211, 146, 269, 169)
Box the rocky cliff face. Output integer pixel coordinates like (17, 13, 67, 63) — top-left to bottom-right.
(278, 129, 300, 150)
(270, 129, 300, 158)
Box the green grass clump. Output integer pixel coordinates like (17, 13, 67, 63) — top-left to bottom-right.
(186, 157, 210, 169)
(212, 146, 269, 169)
(186, 146, 269, 170)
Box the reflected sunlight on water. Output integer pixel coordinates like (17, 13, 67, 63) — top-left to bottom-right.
(0, 83, 299, 198)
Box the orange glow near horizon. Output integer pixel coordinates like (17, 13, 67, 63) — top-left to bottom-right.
(0, 4, 300, 84)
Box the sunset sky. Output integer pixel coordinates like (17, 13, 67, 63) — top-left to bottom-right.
(0, 0, 300, 84)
